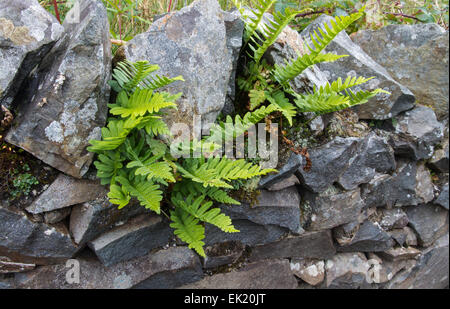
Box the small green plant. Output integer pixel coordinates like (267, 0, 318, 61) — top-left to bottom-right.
(88, 60, 275, 257)
(9, 164, 39, 199)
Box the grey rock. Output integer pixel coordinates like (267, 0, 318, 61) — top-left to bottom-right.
(202, 241, 245, 269)
(296, 137, 359, 193)
(290, 259, 325, 286)
(0, 275, 13, 289)
(380, 208, 409, 231)
(15, 246, 203, 289)
(434, 183, 449, 210)
(388, 105, 444, 160)
(267, 174, 300, 191)
(0, 205, 78, 265)
(88, 214, 172, 267)
(385, 233, 449, 289)
(337, 132, 396, 190)
(124, 0, 234, 133)
(301, 15, 415, 120)
(429, 122, 449, 172)
(26, 173, 107, 214)
(302, 186, 365, 231)
(378, 247, 421, 262)
(362, 161, 435, 208)
(180, 259, 297, 289)
(259, 153, 303, 189)
(205, 219, 287, 247)
(324, 252, 372, 289)
(218, 187, 301, 233)
(70, 196, 148, 245)
(5, 0, 112, 178)
(43, 206, 72, 224)
(0, 256, 35, 274)
(352, 24, 449, 120)
(367, 253, 417, 284)
(249, 230, 336, 261)
(0, 0, 63, 107)
(337, 220, 394, 252)
(405, 204, 448, 247)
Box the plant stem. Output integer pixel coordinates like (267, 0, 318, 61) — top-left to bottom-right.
(382, 11, 421, 21)
(52, 0, 61, 23)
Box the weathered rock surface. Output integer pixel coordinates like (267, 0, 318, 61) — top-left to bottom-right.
(337, 132, 396, 190)
(405, 204, 448, 247)
(88, 214, 172, 266)
(249, 230, 336, 261)
(385, 233, 449, 289)
(0, 257, 35, 274)
(324, 253, 372, 288)
(267, 174, 300, 191)
(302, 186, 365, 231)
(70, 196, 148, 245)
(352, 24, 449, 120)
(337, 220, 394, 252)
(6, 0, 112, 178)
(296, 137, 359, 193)
(301, 15, 415, 120)
(0, 206, 78, 265)
(379, 208, 409, 231)
(14, 247, 203, 289)
(290, 259, 325, 286)
(124, 0, 234, 133)
(259, 153, 303, 189)
(218, 187, 301, 233)
(202, 241, 245, 269)
(180, 259, 297, 289)
(43, 207, 72, 224)
(0, 0, 63, 107)
(434, 183, 449, 210)
(429, 125, 449, 172)
(362, 161, 435, 208)
(388, 226, 418, 247)
(378, 247, 421, 262)
(26, 173, 107, 214)
(387, 105, 444, 160)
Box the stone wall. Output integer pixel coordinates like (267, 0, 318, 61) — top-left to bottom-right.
(0, 0, 448, 289)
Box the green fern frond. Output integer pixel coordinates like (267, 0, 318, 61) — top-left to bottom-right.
(174, 181, 240, 205)
(113, 60, 160, 92)
(249, 89, 267, 110)
(136, 116, 171, 136)
(170, 207, 206, 257)
(108, 184, 131, 209)
(244, 0, 277, 43)
(146, 74, 185, 91)
(88, 119, 136, 152)
(116, 176, 163, 213)
(316, 76, 375, 95)
(134, 161, 175, 183)
(93, 151, 125, 185)
(346, 88, 390, 106)
(266, 90, 297, 125)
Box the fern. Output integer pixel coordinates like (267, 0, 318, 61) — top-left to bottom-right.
(170, 208, 206, 257)
(116, 176, 163, 213)
(93, 151, 124, 185)
(266, 90, 297, 125)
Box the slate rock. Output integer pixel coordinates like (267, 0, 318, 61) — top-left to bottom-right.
(218, 187, 301, 233)
(388, 226, 418, 247)
(362, 161, 435, 208)
(352, 24, 449, 120)
(0, 257, 35, 274)
(180, 259, 297, 289)
(202, 241, 245, 269)
(0, 205, 78, 265)
(290, 259, 325, 286)
(88, 214, 172, 267)
(266, 174, 300, 191)
(0, 0, 63, 107)
(43, 207, 72, 224)
(69, 196, 148, 245)
(296, 137, 359, 193)
(387, 105, 444, 160)
(429, 123, 449, 172)
(249, 230, 336, 262)
(324, 253, 372, 289)
(302, 186, 365, 231)
(337, 220, 394, 252)
(26, 173, 107, 214)
(379, 208, 409, 231)
(6, 0, 112, 178)
(15, 246, 203, 289)
(259, 153, 303, 189)
(124, 0, 234, 133)
(378, 247, 421, 262)
(337, 132, 396, 190)
(405, 204, 448, 247)
(434, 183, 449, 210)
(301, 14, 415, 120)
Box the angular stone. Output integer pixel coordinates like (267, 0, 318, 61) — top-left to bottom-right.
(301, 15, 415, 120)
(180, 259, 297, 289)
(0, 0, 63, 107)
(15, 246, 203, 289)
(218, 187, 301, 233)
(429, 137, 449, 173)
(6, 0, 112, 178)
(259, 153, 303, 189)
(325, 253, 372, 289)
(302, 186, 364, 231)
(337, 132, 396, 190)
(290, 259, 325, 286)
(405, 204, 448, 247)
(385, 233, 449, 289)
(363, 161, 435, 208)
(367, 253, 417, 284)
(204, 219, 287, 247)
(124, 0, 234, 133)
(249, 230, 336, 262)
(88, 214, 172, 267)
(26, 174, 107, 214)
(388, 105, 444, 160)
(43, 206, 72, 224)
(352, 24, 449, 120)
(202, 241, 245, 269)
(380, 208, 409, 231)
(296, 137, 359, 193)
(267, 174, 300, 191)
(0, 205, 78, 265)
(70, 196, 148, 245)
(378, 247, 421, 262)
(434, 183, 449, 210)
(0, 256, 35, 274)
(337, 220, 394, 252)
